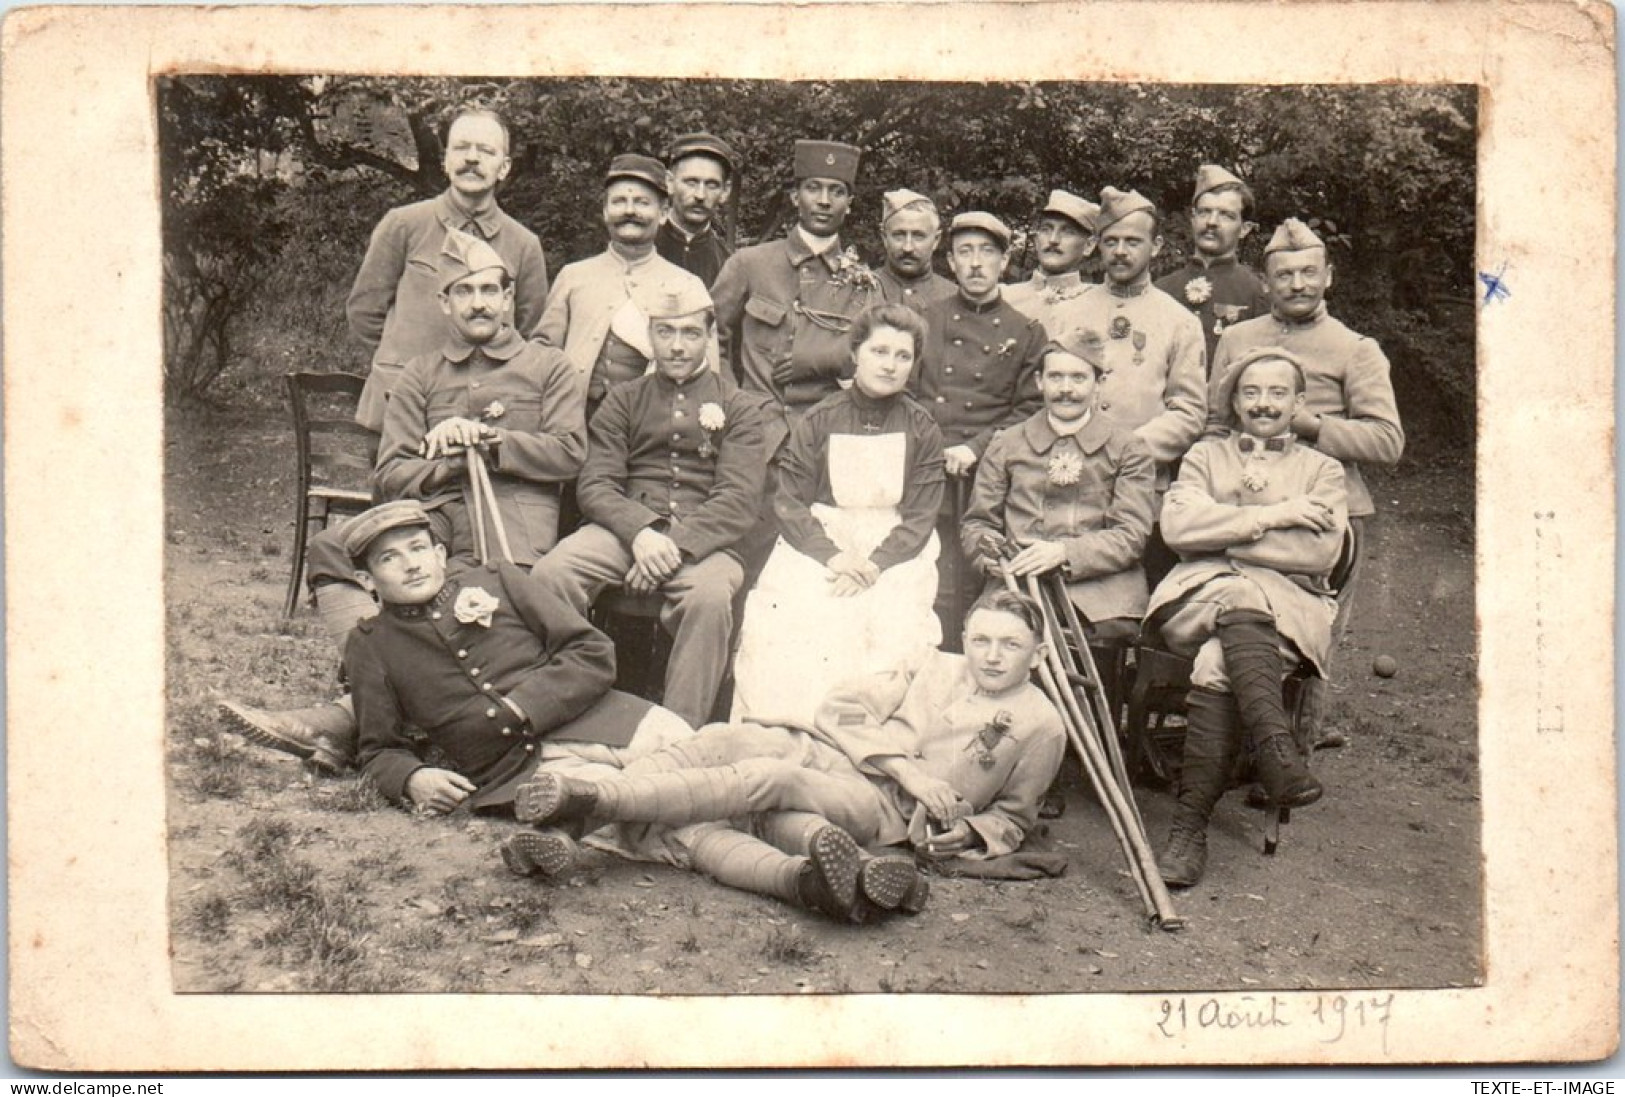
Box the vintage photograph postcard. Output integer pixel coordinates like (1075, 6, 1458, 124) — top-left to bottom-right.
(3, 0, 1617, 1071)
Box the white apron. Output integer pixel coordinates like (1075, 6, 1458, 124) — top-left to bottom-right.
(732, 431, 942, 730)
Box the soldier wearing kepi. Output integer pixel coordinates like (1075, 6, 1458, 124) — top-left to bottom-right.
(1205, 217, 1403, 748)
(533, 154, 713, 414)
(916, 211, 1048, 643)
(347, 107, 549, 433)
(1004, 189, 1101, 335)
(1146, 349, 1347, 888)
(334, 499, 693, 878)
(874, 188, 955, 313)
(220, 231, 584, 774)
(1155, 164, 1271, 367)
(531, 281, 769, 728)
(710, 139, 883, 449)
(655, 133, 736, 286)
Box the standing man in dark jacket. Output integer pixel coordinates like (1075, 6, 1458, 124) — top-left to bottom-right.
(1154, 165, 1271, 367)
(655, 133, 737, 287)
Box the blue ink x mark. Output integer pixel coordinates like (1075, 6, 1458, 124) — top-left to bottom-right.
(1478, 262, 1510, 305)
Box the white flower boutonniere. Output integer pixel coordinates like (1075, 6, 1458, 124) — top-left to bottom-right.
(453, 586, 500, 628)
(480, 400, 506, 422)
(698, 402, 726, 432)
(1047, 449, 1084, 486)
(1184, 276, 1214, 305)
(831, 246, 880, 293)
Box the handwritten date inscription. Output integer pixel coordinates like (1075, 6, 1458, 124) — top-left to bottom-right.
(1156, 992, 1394, 1054)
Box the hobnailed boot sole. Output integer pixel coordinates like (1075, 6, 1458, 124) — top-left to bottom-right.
(219, 701, 316, 760)
(500, 830, 579, 878)
(858, 855, 926, 913)
(806, 826, 865, 923)
(512, 773, 598, 827)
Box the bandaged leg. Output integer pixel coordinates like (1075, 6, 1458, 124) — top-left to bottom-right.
(1215, 609, 1322, 808)
(684, 822, 806, 904)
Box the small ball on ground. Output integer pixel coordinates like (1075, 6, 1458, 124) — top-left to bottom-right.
(1373, 655, 1398, 678)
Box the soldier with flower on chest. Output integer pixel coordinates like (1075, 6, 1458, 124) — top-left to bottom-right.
(710, 140, 883, 452)
(531, 282, 769, 728)
(1154, 165, 1272, 368)
(961, 326, 1156, 645)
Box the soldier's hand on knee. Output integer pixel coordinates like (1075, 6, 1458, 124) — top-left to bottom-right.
(405, 767, 476, 814)
(632, 528, 683, 581)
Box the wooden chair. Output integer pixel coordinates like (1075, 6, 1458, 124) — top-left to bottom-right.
(282, 371, 376, 621)
(1122, 527, 1360, 853)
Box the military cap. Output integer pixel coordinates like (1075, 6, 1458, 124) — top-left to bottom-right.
(640, 279, 715, 320)
(344, 500, 434, 563)
(1040, 189, 1101, 233)
(606, 153, 669, 196)
(794, 140, 862, 186)
(667, 133, 736, 178)
(1193, 164, 1247, 202)
(882, 188, 938, 224)
(1264, 217, 1325, 255)
(439, 229, 511, 291)
(948, 211, 1013, 250)
(1045, 325, 1107, 371)
(1095, 187, 1158, 232)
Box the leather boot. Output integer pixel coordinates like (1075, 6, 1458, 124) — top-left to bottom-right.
(220, 699, 357, 777)
(1157, 687, 1242, 888)
(1216, 610, 1323, 808)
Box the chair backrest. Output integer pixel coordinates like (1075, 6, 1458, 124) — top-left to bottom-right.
(1327, 524, 1360, 598)
(286, 372, 377, 496)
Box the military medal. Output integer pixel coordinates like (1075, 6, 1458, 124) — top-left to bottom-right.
(1109, 316, 1132, 340)
(967, 709, 1015, 768)
(1131, 330, 1147, 366)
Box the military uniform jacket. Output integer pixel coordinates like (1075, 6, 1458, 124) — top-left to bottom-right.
(348, 561, 635, 806)
(1206, 305, 1404, 518)
(961, 410, 1156, 623)
(655, 220, 733, 287)
(710, 232, 883, 429)
(915, 292, 1048, 458)
(1148, 434, 1349, 675)
(876, 266, 956, 314)
(347, 192, 550, 431)
(531, 248, 710, 397)
(1049, 282, 1207, 475)
(577, 368, 769, 562)
(774, 387, 945, 571)
(1154, 255, 1271, 366)
(811, 649, 1066, 857)
(1003, 270, 1095, 338)
(375, 327, 586, 566)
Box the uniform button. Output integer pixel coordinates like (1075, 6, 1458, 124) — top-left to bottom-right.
(501, 727, 513, 736)
(952, 338, 964, 346)
(992, 317, 1001, 326)
(470, 667, 481, 677)
(982, 345, 991, 353)
(671, 451, 680, 458)
(952, 313, 961, 321)
(944, 367, 953, 375)
(485, 707, 499, 718)
(470, 381, 481, 389)
(974, 373, 983, 381)
(677, 393, 686, 400)
(482, 682, 495, 692)
(675, 410, 685, 419)
(1100, 401, 1112, 411)
(524, 744, 536, 753)
(672, 433, 681, 441)
(672, 481, 681, 489)
(935, 396, 946, 404)
(457, 649, 468, 659)
(964, 401, 974, 409)
(430, 612, 442, 621)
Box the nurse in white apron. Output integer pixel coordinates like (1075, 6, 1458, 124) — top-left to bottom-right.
(732, 305, 947, 729)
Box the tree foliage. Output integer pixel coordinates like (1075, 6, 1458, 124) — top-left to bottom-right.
(160, 76, 1476, 448)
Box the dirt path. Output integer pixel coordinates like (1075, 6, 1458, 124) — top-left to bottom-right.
(164, 406, 1479, 995)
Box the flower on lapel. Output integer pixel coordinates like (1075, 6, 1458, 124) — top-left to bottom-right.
(831, 246, 880, 292)
(995, 338, 1020, 357)
(1184, 276, 1214, 305)
(1241, 470, 1269, 493)
(480, 400, 506, 422)
(968, 709, 1016, 768)
(698, 402, 726, 432)
(453, 586, 500, 628)
(1047, 449, 1084, 486)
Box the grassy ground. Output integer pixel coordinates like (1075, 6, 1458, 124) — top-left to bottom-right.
(164, 401, 1480, 995)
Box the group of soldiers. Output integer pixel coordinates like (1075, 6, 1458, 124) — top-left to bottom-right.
(220, 103, 1404, 918)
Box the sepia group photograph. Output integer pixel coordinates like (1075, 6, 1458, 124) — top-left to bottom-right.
(3, 0, 1617, 1073)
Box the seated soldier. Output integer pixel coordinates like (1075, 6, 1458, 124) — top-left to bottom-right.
(508, 590, 1065, 913)
(334, 499, 692, 877)
(961, 326, 1156, 646)
(531, 281, 767, 729)
(1145, 348, 1348, 889)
